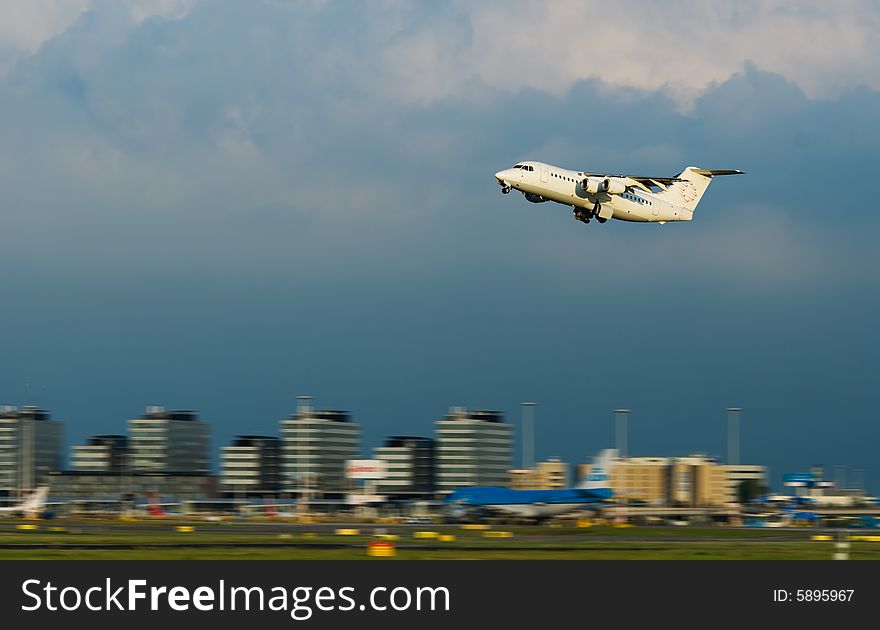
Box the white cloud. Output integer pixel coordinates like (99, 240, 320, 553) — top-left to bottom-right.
(0, 1, 89, 73)
(0, 0, 197, 74)
(378, 0, 880, 105)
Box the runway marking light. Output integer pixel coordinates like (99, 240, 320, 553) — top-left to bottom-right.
(811, 535, 832, 541)
(367, 541, 396, 557)
(438, 534, 456, 542)
(375, 534, 399, 541)
(483, 531, 513, 538)
(335, 528, 360, 536)
(460, 524, 490, 530)
(16, 524, 39, 531)
(414, 531, 438, 539)
(175, 526, 195, 533)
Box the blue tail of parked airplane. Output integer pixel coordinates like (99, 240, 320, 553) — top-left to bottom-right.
(576, 449, 616, 498)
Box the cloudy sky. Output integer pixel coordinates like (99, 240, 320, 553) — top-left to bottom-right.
(0, 0, 877, 491)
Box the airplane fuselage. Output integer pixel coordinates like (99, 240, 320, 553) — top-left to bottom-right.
(495, 161, 694, 223)
(445, 487, 609, 520)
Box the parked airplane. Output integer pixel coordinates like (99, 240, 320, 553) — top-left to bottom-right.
(494, 162, 743, 225)
(444, 449, 616, 521)
(0, 486, 51, 518)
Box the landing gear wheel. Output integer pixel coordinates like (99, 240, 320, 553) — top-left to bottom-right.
(501, 186, 510, 194)
(573, 209, 590, 224)
(593, 202, 601, 214)
(597, 216, 607, 224)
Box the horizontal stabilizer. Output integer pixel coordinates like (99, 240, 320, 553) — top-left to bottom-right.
(690, 169, 745, 177)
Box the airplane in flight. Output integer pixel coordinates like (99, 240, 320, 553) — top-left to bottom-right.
(0, 486, 51, 518)
(494, 162, 743, 225)
(444, 449, 617, 522)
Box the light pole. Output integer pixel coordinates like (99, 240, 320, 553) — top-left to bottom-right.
(521, 402, 535, 469)
(727, 407, 742, 466)
(613, 409, 630, 458)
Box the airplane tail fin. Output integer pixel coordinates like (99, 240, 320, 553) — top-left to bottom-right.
(658, 167, 743, 213)
(147, 492, 166, 516)
(576, 449, 617, 497)
(20, 486, 49, 515)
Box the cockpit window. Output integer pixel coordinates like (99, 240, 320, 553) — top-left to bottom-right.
(514, 164, 524, 169)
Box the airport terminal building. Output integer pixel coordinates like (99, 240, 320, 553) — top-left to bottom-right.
(220, 435, 281, 497)
(0, 405, 63, 498)
(374, 436, 435, 498)
(578, 455, 765, 507)
(280, 405, 361, 497)
(128, 406, 211, 474)
(435, 408, 512, 494)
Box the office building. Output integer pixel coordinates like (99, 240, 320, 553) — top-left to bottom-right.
(0, 405, 63, 497)
(723, 464, 768, 501)
(280, 402, 361, 496)
(577, 454, 742, 507)
(374, 436, 435, 498)
(435, 408, 512, 493)
(221, 435, 281, 497)
(508, 457, 569, 489)
(71, 435, 128, 473)
(128, 406, 210, 474)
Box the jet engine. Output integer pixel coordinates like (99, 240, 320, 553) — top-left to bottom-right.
(582, 176, 627, 195)
(523, 192, 548, 203)
(582, 177, 604, 193)
(600, 177, 627, 194)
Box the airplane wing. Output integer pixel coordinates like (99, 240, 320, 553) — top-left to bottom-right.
(581, 172, 683, 186)
(581, 169, 745, 192)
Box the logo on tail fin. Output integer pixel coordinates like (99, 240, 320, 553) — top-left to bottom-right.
(577, 449, 617, 494)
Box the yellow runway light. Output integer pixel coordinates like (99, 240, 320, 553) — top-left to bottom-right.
(367, 541, 396, 557)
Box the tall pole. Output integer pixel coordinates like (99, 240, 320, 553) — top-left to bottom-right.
(522, 402, 535, 469)
(727, 407, 742, 466)
(613, 409, 630, 458)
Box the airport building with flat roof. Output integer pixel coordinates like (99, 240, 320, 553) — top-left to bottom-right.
(280, 401, 361, 496)
(220, 435, 281, 497)
(509, 457, 569, 489)
(435, 408, 512, 494)
(128, 406, 210, 474)
(71, 435, 129, 473)
(49, 470, 214, 501)
(578, 454, 743, 507)
(0, 405, 63, 497)
(723, 464, 768, 501)
(374, 436, 435, 498)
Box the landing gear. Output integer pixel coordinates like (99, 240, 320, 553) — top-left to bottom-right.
(597, 216, 607, 224)
(593, 202, 601, 214)
(501, 185, 511, 194)
(573, 208, 591, 224)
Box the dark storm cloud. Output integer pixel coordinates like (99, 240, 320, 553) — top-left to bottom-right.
(0, 2, 876, 489)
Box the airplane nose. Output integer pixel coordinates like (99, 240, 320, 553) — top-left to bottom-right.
(495, 171, 505, 181)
